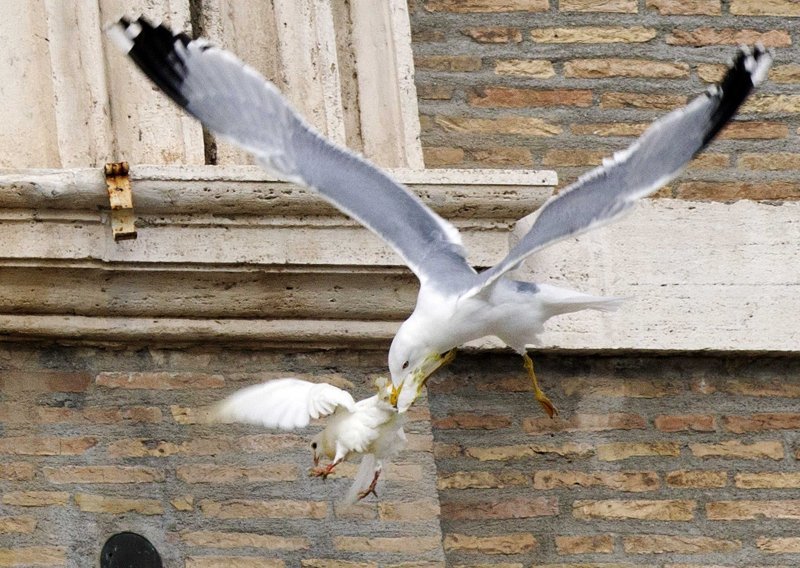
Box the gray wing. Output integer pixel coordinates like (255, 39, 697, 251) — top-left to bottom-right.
(108, 17, 475, 292)
(471, 45, 772, 293)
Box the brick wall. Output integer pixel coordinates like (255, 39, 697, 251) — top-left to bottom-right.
(428, 352, 800, 566)
(4, 343, 800, 566)
(0, 344, 444, 568)
(409, 0, 800, 200)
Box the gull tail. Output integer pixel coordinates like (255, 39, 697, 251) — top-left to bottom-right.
(341, 454, 379, 506)
(538, 283, 626, 317)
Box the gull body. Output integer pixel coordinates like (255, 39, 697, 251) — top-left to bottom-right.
(109, 17, 772, 413)
(213, 377, 405, 502)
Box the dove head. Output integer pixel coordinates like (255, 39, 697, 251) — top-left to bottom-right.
(374, 376, 394, 403)
(311, 433, 335, 463)
(388, 340, 457, 412)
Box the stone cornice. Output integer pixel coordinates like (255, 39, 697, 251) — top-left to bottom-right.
(0, 165, 555, 348)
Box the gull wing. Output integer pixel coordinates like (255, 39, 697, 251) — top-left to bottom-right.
(212, 378, 357, 430)
(471, 46, 772, 293)
(108, 17, 475, 292)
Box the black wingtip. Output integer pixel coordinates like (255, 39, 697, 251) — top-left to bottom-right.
(109, 16, 193, 109)
(702, 45, 773, 146)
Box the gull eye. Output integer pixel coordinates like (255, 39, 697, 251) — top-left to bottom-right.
(402, 361, 409, 370)
(311, 442, 317, 449)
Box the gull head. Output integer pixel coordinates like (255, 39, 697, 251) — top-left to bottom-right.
(389, 347, 457, 412)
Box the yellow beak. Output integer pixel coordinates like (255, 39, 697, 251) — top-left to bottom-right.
(389, 384, 401, 407)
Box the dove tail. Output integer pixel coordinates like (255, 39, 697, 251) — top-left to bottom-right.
(342, 454, 379, 505)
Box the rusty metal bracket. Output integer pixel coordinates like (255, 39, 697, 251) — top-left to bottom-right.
(104, 162, 137, 241)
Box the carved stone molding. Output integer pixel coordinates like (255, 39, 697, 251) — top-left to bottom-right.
(0, 165, 555, 348)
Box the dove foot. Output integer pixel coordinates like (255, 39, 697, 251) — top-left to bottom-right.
(357, 469, 382, 501)
(309, 461, 339, 480)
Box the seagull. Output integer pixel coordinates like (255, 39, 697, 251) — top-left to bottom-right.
(109, 17, 772, 416)
(212, 376, 406, 502)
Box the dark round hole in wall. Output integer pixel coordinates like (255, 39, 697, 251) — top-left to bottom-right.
(101, 532, 162, 568)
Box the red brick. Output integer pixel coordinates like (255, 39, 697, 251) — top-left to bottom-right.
(0, 436, 97, 455)
(96, 371, 224, 389)
(690, 440, 784, 460)
(532, 26, 656, 43)
(565, 59, 690, 79)
(414, 55, 481, 72)
(561, 377, 672, 398)
(434, 115, 562, 136)
(597, 442, 680, 461)
(465, 442, 593, 461)
(675, 181, 800, 201)
(44, 465, 164, 484)
(601, 92, 687, 110)
(772, 64, 800, 83)
(689, 153, 730, 170)
(378, 500, 440, 521)
(534, 470, 659, 492)
(433, 413, 511, 429)
(707, 500, 800, 520)
(182, 530, 309, 550)
(739, 152, 800, 170)
(334, 536, 441, 553)
(561, 0, 638, 11)
(523, 413, 645, 434)
(731, 0, 800, 16)
(0, 462, 35, 481)
(470, 147, 533, 167)
(0, 371, 90, 392)
(416, 85, 454, 100)
(176, 464, 297, 483)
(757, 537, 800, 553)
(423, 147, 464, 167)
(571, 122, 649, 137)
(655, 415, 716, 432)
(75, 493, 163, 515)
(719, 122, 789, 139)
(543, 149, 607, 167)
(444, 533, 538, 554)
(624, 535, 740, 553)
(199, 499, 327, 519)
(666, 28, 791, 47)
(462, 27, 522, 43)
(469, 87, 593, 108)
(441, 497, 558, 520)
(2, 491, 69, 507)
(646, 0, 721, 14)
(666, 470, 727, 488)
(494, 60, 555, 78)
(574, 499, 695, 520)
(724, 413, 800, 433)
(438, 470, 529, 489)
(555, 534, 614, 554)
(186, 557, 284, 568)
(0, 547, 66, 566)
(33, 406, 162, 424)
(424, 0, 548, 12)
(735, 472, 800, 488)
(0, 517, 36, 534)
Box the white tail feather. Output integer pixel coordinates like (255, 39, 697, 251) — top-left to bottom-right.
(341, 454, 379, 505)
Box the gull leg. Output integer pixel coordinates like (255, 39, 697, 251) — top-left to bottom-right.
(523, 353, 558, 418)
(357, 469, 381, 501)
(309, 459, 342, 480)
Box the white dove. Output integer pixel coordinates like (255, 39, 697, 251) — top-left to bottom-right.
(212, 376, 405, 502)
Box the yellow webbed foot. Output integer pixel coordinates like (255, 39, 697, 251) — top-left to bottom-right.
(523, 353, 559, 419)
